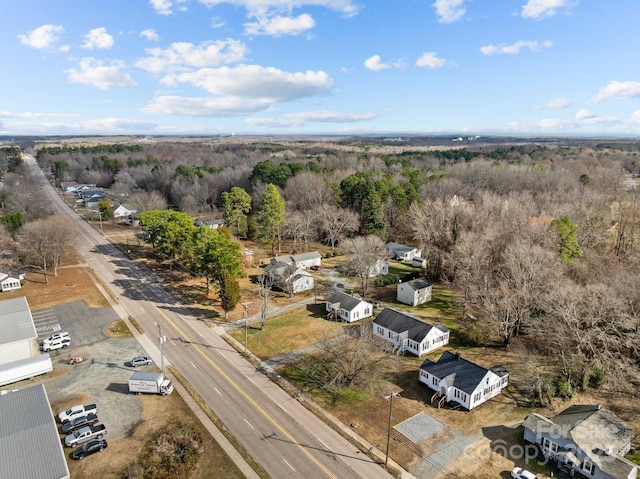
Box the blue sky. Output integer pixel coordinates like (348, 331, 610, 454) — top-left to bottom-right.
(1, 0, 640, 137)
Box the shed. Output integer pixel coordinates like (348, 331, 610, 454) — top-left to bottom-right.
(397, 277, 432, 306)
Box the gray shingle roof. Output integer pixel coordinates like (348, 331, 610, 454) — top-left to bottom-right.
(373, 308, 446, 342)
(420, 351, 506, 394)
(0, 296, 36, 346)
(404, 277, 431, 291)
(385, 242, 415, 253)
(0, 384, 70, 479)
(326, 289, 364, 312)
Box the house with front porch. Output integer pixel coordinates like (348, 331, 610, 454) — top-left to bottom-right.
(373, 308, 449, 356)
(263, 261, 313, 294)
(522, 405, 637, 479)
(272, 251, 322, 270)
(419, 351, 509, 410)
(325, 290, 373, 323)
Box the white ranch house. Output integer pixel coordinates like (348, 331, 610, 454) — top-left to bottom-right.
(263, 261, 314, 294)
(373, 308, 449, 356)
(419, 351, 509, 410)
(0, 272, 24, 292)
(113, 204, 138, 219)
(397, 277, 432, 306)
(385, 242, 422, 261)
(522, 405, 638, 479)
(325, 290, 373, 323)
(272, 251, 322, 270)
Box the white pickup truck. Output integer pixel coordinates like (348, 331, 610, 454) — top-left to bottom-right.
(65, 423, 107, 447)
(58, 403, 97, 423)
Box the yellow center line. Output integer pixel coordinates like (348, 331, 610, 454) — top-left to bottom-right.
(151, 303, 338, 479)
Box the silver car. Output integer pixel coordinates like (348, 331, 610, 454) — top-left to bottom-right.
(130, 356, 152, 367)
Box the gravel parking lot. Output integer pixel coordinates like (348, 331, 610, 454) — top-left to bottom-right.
(32, 301, 156, 438)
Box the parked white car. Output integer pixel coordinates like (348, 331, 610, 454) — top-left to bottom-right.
(511, 467, 538, 479)
(44, 331, 70, 343)
(40, 337, 70, 352)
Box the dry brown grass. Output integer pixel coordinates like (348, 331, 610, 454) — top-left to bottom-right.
(1, 248, 109, 310)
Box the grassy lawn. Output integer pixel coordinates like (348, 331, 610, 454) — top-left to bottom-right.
(227, 303, 346, 360)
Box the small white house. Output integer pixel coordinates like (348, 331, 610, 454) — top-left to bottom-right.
(326, 289, 373, 323)
(273, 252, 322, 270)
(0, 272, 24, 292)
(263, 261, 314, 294)
(369, 259, 389, 277)
(412, 257, 426, 268)
(419, 351, 509, 410)
(397, 277, 432, 306)
(113, 204, 138, 219)
(385, 242, 422, 261)
(373, 308, 449, 356)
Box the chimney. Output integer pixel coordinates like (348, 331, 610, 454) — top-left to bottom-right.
(455, 352, 461, 360)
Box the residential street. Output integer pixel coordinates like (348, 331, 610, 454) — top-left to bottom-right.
(28, 156, 396, 479)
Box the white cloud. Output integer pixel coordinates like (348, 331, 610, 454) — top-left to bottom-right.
(84, 118, 157, 130)
(591, 81, 640, 103)
(630, 111, 640, 125)
(140, 29, 160, 41)
(171, 64, 333, 101)
(136, 39, 247, 73)
(150, 0, 188, 15)
(18, 24, 64, 49)
(142, 95, 273, 116)
(82, 27, 114, 49)
(247, 110, 377, 127)
(415, 52, 447, 69)
(244, 13, 315, 36)
(480, 40, 553, 55)
(521, 0, 577, 20)
(198, 0, 360, 17)
(0, 111, 74, 119)
(537, 97, 572, 109)
(211, 16, 226, 28)
(66, 58, 137, 90)
(364, 55, 389, 71)
(575, 108, 595, 119)
(432, 0, 467, 23)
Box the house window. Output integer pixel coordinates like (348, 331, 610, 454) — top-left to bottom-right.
(474, 392, 481, 402)
(582, 460, 594, 475)
(376, 326, 384, 335)
(432, 377, 439, 386)
(542, 438, 558, 453)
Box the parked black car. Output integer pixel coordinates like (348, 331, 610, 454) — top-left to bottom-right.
(70, 439, 108, 460)
(61, 413, 99, 434)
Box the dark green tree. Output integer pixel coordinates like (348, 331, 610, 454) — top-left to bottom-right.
(0, 211, 26, 233)
(551, 216, 583, 261)
(256, 184, 285, 254)
(189, 226, 244, 293)
(219, 270, 241, 320)
(221, 186, 252, 237)
(139, 210, 195, 268)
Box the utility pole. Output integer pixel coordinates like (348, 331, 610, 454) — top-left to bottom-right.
(241, 301, 251, 354)
(383, 391, 400, 466)
(158, 323, 166, 377)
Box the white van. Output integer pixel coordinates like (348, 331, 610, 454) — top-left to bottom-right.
(41, 337, 71, 352)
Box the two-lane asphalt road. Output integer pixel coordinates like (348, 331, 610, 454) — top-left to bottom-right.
(28, 156, 393, 479)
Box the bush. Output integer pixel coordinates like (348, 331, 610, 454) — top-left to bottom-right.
(374, 273, 400, 287)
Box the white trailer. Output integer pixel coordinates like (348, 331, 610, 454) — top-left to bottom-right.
(128, 371, 173, 395)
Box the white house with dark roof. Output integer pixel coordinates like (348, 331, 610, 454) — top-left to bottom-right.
(419, 351, 509, 410)
(0, 384, 70, 479)
(523, 405, 637, 479)
(373, 308, 449, 356)
(325, 289, 373, 323)
(397, 277, 432, 306)
(385, 242, 422, 261)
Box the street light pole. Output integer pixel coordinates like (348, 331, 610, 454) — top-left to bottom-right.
(241, 301, 251, 354)
(383, 391, 400, 466)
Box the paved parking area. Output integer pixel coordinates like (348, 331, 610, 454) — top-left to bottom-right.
(31, 301, 156, 438)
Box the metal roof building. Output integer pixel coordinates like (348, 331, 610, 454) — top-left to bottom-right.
(0, 296, 37, 365)
(0, 384, 70, 479)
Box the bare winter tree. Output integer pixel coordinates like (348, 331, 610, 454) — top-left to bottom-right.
(128, 190, 168, 212)
(318, 324, 394, 388)
(283, 209, 318, 253)
(340, 235, 387, 297)
(17, 216, 74, 283)
(257, 274, 274, 330)
(283, 172, 333, 211)
(317, 204, 359, 252)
